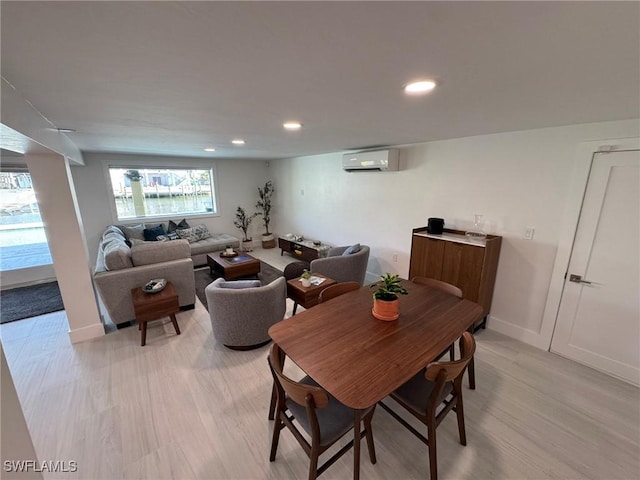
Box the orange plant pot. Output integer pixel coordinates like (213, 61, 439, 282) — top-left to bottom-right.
(372, 298, 399, 321)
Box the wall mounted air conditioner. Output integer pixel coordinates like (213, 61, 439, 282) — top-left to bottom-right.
(342, 149, 399, 172)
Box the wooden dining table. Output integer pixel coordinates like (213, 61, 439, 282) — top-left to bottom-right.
(268, 279, 483, 479)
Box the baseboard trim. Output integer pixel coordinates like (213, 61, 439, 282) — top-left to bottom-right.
(487, 315, 550, 350)
(68, 322, 105, 343)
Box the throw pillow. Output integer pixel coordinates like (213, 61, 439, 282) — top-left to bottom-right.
(120, 223, 145, 241)
(342, 243, 362, 256)
(176, 224, 212, 243)
(168, 218, 190, 233)
(143, 224, 167, 241)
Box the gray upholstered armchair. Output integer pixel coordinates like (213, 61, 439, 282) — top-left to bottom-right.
(205, 277, 286, 350)
(310, 244, 370, 285)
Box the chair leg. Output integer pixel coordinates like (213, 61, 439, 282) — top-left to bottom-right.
(460, 334, 476, 389)
(363, 408, 377, 464)
(448, 344, 455, 361)
(353, 409, 362, 480)
(292, 302, 298, 315)
(308, 444, 319, 480)
(427, 414, 438, 480)
(455, 391, 467, 446)
(268, 382, 276, 420)
(269, 416, 283, 462)
(467, 355, 476, 390)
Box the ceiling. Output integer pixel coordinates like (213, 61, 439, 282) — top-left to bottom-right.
(1, 1, 638, 160)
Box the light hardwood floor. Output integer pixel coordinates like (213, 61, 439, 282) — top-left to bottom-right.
(1, 250, 638, 479)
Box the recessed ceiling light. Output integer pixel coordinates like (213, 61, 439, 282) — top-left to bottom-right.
(283, 122, 302, 131)
(231, 139, 245, 145)
(57, 128, 76, 133)
(404, 80, 437, 95)
(204, 147, 216, 152)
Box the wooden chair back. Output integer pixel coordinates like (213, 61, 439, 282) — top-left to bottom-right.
(268, 343, 329, 409)
(411, 276, 463, 298)
(425, 332, 476, 382)
(318, 282, 360, 303)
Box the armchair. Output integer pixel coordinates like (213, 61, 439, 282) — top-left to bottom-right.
(205, 277, 286, 350)
(310, 244, 370, 285)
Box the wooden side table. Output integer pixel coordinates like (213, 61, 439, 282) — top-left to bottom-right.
(286, 274, 336, 315)
(131, 281, 181, 346)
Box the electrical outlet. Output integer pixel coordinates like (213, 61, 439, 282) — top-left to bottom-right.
(392, 253, 398, 263)
(524, 227, 535, 240)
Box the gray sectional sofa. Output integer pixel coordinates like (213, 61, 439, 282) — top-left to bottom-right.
(93, 222, 239, 325)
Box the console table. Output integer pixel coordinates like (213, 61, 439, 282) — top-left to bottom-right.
(278, 237, 330, 262)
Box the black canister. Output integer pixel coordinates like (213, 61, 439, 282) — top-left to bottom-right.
(427, 218, 445, 234)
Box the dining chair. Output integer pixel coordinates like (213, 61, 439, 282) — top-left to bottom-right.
(378, 331, 476, 480)
(411, 276, 476, 390)
(318, 281, 360, 303)
(411, 276, 462, 360)
(411, 276, 463, 299)
(268, 282, 361, 421)
(268, 343, 377, 480)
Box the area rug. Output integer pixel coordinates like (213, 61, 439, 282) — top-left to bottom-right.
(195, 261, 284, 310)
(0, 281, 64, 324)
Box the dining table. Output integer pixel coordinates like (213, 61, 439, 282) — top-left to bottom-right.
(268, 278, 483, 479)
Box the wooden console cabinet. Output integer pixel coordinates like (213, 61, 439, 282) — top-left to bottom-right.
(278, 237, 330, 262)
(409, 227, 501, 328)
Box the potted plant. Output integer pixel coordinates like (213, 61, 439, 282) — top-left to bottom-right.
(233, 206, 257, 251)
(225, 244, 234, 255)
(370, 273, 409, 321)
(301, 269, 312, 287)
(256, 180, 275, 248)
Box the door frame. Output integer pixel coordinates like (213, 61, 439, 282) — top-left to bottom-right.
(538, 137, 640, 351)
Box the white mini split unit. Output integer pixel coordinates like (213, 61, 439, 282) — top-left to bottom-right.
(342, 149, 399, 172)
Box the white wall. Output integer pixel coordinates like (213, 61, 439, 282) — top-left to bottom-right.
(269, 119, 639, 349)
(71, 153, 268, 266)
(1, 345, 43, 480)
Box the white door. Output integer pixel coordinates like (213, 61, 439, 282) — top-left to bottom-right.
(551, 150, 640, 385)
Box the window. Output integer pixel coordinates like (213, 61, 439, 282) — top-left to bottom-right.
(108, 167, 217, 221)
(0, 171, 52, 271)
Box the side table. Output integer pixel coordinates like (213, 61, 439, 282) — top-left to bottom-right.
(286, 274, 336, 315)
(131, 281, 181, 346)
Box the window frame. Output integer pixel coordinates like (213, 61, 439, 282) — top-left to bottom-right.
(104, 163, 220, 224)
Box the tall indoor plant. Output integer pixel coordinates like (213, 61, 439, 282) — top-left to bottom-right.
(370, 273, 408, 321)
(233, 206, 258, 251)
(256, 180, 275, 248)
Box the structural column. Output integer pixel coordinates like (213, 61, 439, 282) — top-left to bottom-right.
(24, 153, 103, 343)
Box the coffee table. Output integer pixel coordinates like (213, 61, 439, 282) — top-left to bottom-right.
(207, 252, 261, 280)
(286, 274, 336, 315)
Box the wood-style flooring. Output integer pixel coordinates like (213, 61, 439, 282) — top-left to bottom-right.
(1, 249, 638, 479)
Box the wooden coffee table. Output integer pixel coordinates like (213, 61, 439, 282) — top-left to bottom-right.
(131, 281, 181, 346)
(207, 252, 261, 280)
(286, 274, 336, 315)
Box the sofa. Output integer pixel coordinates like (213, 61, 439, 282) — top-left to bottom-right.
(93, 222, 239, 325)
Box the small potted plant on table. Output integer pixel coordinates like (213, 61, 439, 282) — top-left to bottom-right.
(301, 269, 312, 287)
(371, 273, 408, 321)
